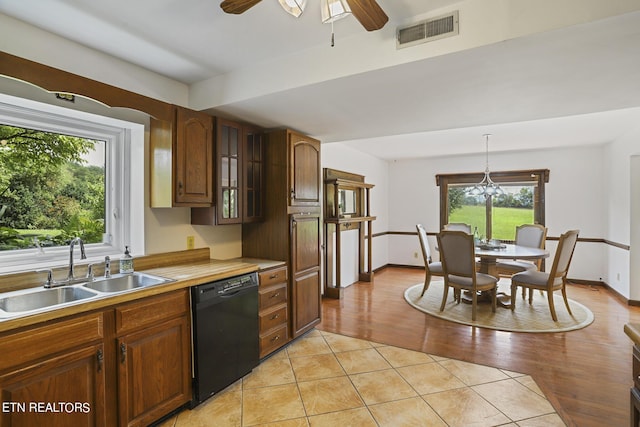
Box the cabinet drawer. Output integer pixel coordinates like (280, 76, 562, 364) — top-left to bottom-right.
(0, 312, 104, 372)
(116, 290, 189, 335)
(259, 304, 287, 333)
(259, 283, 287, 310)
(260, 324, 288, 358)
(259, 266, 288, 287)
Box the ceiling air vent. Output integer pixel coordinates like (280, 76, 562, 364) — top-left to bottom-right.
(397, 11, 459, 49)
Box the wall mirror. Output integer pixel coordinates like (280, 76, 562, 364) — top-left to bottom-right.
(339, 189, 357, 217)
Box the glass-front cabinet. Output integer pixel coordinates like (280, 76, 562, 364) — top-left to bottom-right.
(243, 126, 263, 222)
(191, 118, 264, 225)
(217, 119, 241, 224)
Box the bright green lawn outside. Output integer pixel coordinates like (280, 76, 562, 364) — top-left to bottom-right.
(449, 205, 534, 240)
(16, 229, 62, 237)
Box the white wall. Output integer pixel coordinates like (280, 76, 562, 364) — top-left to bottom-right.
(322, 143, 390, 286)
(387, 145, 607, 282)
(604, 124, 640, 298)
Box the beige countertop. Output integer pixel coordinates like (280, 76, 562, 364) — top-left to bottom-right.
(625, 323, 640, 345)
(0, 252, 285, 334)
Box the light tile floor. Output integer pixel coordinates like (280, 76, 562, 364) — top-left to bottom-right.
(157, 330, 565, 427)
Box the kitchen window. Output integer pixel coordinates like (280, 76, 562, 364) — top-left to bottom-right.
(0, 93, 144, 273)
(436, 169, 549, 240)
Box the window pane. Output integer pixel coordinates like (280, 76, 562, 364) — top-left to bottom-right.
(221, 157, 229, 187)
(230, 128, 238, 156)
(221, 126, 229, 156)
(0, 124, 105, 251)
(447, 184, 485, 237)
(230, 158, 238, 187)
(229, 189, 237, 218)
(491, 184, 536, 240)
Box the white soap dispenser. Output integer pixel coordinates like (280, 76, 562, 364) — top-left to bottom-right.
(119, 246, 134, 274)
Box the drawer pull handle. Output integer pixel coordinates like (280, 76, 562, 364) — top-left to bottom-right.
(270, 292, 280, 298)
(269, 274, 278, 279)
(270, 314, 280, 320)
(271, 335, 280, 342)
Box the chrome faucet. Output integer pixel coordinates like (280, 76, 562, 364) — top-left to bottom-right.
(104, 256, 111, 278)
(68, 237, 86, 281)
(42, 237, 89, 288)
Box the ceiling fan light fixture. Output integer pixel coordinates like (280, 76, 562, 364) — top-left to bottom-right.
(321, 0, 351, 23)
(278, 0, 307, 17)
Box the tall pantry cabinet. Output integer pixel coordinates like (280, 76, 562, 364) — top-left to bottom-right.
(243, 129, 322, 341)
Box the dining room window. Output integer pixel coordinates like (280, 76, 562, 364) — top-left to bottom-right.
(436, 169, 549, 240)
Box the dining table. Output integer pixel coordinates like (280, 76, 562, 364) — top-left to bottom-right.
(467, 242, 550, 307)
(475, 242, 549, 277)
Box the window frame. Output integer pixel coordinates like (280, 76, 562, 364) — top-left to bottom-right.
(436, 169, 550, 239)
(0, 93, 144, 274)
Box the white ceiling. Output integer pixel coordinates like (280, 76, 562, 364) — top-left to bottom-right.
(2, 0, 640, 160)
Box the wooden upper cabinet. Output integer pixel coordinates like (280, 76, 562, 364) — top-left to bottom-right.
(288, 131, 321, 208)
(174, 107, 214, 206)
(192, 119, 264, 225)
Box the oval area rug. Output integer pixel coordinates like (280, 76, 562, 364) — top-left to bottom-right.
(404, 281, 594, 333)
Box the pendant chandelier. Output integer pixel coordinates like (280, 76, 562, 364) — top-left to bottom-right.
(469, 134, 504, 198)
(321, 0, 351, 23)
(321, 0, 351, 46)
(278, 0, 307, 17)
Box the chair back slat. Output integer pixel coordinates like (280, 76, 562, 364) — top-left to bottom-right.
(515, 224, 547, 249)
(438, 231, 475, 277)
(416, 224, 432, 263)
(549, 230, 579, 279)
(443, 223, 472, 234)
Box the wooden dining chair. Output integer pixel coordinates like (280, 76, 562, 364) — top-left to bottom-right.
(443, 223, 472, 234)
(497, 224, 547, 299)
(416, 224, 444, 297)
(510, 229, 579, 321)
(437, 230, 498, 321)
(497, 224, 547, 274)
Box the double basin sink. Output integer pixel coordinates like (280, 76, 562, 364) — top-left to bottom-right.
(0, 272, 175, 318)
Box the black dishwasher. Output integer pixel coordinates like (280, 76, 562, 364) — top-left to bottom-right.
(191, 272, 259, 407)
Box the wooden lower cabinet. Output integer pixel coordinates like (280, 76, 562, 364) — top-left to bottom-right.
(632, 345, 640, 427)
(0, 312, 107, 427)
(115, 290, 192, 427)
(0, 343, 106, 427)
(0, 290, 191, 427)
(291, 214, 321, 337)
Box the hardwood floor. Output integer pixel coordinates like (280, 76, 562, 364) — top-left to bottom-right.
(318, 267, 640, 427)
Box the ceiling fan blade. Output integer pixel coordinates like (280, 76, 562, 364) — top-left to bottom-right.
(220, 0, 262, 14)
(346, 0, 389, 31)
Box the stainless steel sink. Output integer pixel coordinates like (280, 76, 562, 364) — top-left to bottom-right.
(0, 287, 98, 313)
(82, 272, 174, 293)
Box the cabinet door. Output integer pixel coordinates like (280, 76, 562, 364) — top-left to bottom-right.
(243, 126, 264, 222)
(291, 214, 321, 337)
(117, 316, 191, 427)
(174, 107, 213, 206)
(288, 132, 321, 207)
(217, 119, 242, 224)
(0, 343, 106, 427)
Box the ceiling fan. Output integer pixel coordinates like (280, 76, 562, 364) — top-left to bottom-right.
(219, 0, 389, 32)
